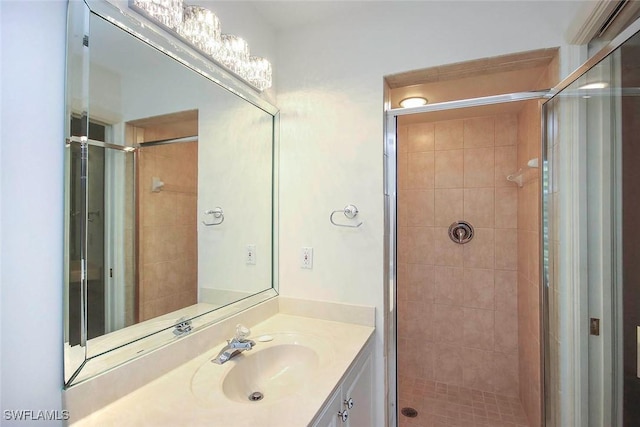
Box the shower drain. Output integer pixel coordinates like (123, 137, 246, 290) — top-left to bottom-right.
(401, 407, 418, 418)
(248, 391, 264, 402)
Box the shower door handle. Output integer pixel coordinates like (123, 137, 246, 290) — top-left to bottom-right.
(637, 326, 639, 378)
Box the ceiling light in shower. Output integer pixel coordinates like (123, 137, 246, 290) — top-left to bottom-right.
(579, 82, 608, 90)
(399, 97, 428, 108)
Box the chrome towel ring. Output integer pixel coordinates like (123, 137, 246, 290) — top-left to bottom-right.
(202, 207, 224, 226)
(330, 204, 363, 228)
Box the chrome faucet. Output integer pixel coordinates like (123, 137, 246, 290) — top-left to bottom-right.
(212, 324, 255, 364)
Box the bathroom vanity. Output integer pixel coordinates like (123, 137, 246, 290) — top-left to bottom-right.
(65, 298, 375, 426)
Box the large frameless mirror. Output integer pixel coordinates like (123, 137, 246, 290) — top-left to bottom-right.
(64, 0, 279, 386)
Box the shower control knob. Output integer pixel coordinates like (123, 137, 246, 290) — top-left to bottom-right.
(344, 398, 354, 409)
(448, 220, 474, 244)
(338, 410, 349, 422)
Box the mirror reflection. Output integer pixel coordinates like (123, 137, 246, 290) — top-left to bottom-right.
(64, 6, 276, 384)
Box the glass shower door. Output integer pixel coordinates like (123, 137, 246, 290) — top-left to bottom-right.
(543, 21, 640, 427)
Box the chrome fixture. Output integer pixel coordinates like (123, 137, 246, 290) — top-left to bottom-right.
(212, 324, 255, 364)
(330, 204, 363, 228)
(130, 0, 272, 91)
(202, 207, 224, 226)
(448, 221, 474, 244)
(173, 317, 192, 337)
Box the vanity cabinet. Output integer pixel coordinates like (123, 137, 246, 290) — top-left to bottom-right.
(312, 339, 373, 427)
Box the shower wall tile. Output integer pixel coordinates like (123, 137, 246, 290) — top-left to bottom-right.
(406, 189, 435, 227)
(396, 263, 407, 301)
(464, 147, 495, 187)
(398, 112, 522, 397)
(434, 344, 464, 385)
(495, 113, 518, 146)
(434, 189, 463, 227)
(397, 125, 408, 154)
(408, 122, 435, 152)
(435, 119, 464, 150)
(146, 192, 177, 226)
(398, 190, 408, 228)
(463, 307, 494, 350)
(462, 347, 494, 391)
(495, 187, 518, 229)
(495, 231, 518, 271)
(464, 116, 495, 148)
(492, 352, 519, 396)
(434, 304, 464, 344)
(494, 310, 518, 353)
(463, 268, 494, 310)
(176, 194, 197, 225)
(406, 226, 435, 264)
(433, 227, 463, 266)
(463, 227, 495, 269)
(434, 149, 464, 188)
(138, 142, 198, 322)
(407, 151, 435, 189)
(516, 100, 542, 426)
(398, 152, 408, 191)
(463, 188, 495, 228)
(397, 226, 408, 264)
(495, 146, 518, 188)
(434, 266, 463, 306)
(406, 264, 435, 303)
(495, 270, 518, 313)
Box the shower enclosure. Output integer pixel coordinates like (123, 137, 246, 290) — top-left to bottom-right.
(385, 16, 640, 427)
(543, 18, 640, 427)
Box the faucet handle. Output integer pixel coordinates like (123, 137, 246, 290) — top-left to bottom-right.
(235, 324, 251, 341)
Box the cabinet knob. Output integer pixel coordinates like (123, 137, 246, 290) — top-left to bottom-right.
(344, 398, 354, 409)
(338, 410, 349, 422)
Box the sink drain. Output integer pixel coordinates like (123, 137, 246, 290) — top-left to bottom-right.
(401, 407, 418, 418)
(248, 391, 264, 402)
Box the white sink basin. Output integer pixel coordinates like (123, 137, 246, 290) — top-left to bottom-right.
(222, 344, 319, 402)
(191, 332, 330, 405)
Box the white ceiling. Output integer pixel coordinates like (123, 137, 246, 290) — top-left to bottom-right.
(246, 1, 373, 32)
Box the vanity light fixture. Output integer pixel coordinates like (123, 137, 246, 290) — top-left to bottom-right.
(399, 96, 428, 108)
(130, 0, 272, 91)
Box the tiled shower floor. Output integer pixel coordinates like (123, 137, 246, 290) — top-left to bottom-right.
(399, 375, 529, 427)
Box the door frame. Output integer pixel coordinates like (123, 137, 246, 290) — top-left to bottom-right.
(383, 89, 550, 427)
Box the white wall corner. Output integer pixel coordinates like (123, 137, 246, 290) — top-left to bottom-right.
(1, 0, 66, 421)
(559, 44, 589, 83)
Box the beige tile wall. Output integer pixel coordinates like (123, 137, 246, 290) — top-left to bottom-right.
(137, 141, 198, 321)
(516, 100, 542, 427)
(398, 113, 520, 396)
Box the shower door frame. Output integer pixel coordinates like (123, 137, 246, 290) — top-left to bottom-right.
(383, 89, 550, 427)
(538, 16, 640, 427)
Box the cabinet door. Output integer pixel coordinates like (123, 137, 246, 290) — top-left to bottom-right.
(312, 388, 344, 427)
(343, 350, 373, 427)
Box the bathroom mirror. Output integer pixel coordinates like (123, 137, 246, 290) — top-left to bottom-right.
(64, 0, 279, 386)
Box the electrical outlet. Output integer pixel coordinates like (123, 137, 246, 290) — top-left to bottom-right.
(301, 247, 313, 269)
(246, 244, 256, 265)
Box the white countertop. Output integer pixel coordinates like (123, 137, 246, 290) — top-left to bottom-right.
(72, 314, 374, 426)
